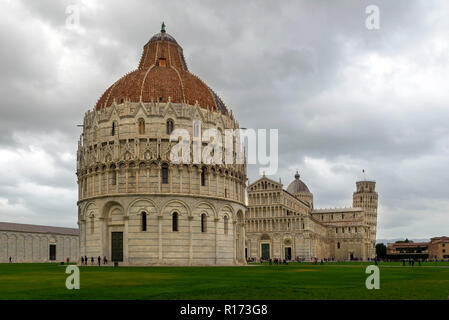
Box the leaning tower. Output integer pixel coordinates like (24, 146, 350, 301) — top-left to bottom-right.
(352, 180, 378, 258)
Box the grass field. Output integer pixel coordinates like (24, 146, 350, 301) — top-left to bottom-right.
(0, 262, 448, 300)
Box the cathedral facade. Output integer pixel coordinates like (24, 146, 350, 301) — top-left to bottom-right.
(76, 26, 246, 265)
(245, 172, 378, 261)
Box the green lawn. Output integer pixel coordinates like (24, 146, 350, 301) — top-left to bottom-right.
(0, 262, 448, 300)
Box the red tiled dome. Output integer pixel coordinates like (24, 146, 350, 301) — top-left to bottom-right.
(95, 27, 228, 114)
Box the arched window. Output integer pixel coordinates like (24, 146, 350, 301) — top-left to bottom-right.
(138, 118, 145, 134)
(141, 212, 147, 231)
(337, 242, 341, 249)
(224, 216, 229, 235)
(111, 122, 116, 136)
(111, 165, 117, 185)
(161, 164, 169, 184)
(166, 119, 174, 135)
(201, 167, 206, 186)
(201, 213, 207, 233)
(172, 212, 179, 231)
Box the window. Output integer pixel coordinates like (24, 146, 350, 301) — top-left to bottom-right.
(172, 212, 179, 231)
(201, 167, 206, 186)
(224, 188, 228, 198)
(138, 118, 145, 134)
(141, 212, 147, 231)
(336, 228, 338, 234)
(342, 214, 344, 219)
(166, 119, 174, 135)
(355, 227, 358, 233)
(201, 214, 207, 233)
(111, 122, 116, 136)
(161, 164, 169, 184)
(158, 58, 167, 67)
(331, 214, 333, 220)
(224, 216, 229, 235)
(342, 227, 345, 233)
(111, 166, 117, 185)
(337, 242, 340, 249)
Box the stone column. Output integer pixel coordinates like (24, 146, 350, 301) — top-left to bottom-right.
(123, 215, 129, 264)
(157, 214, 163, 263)
(214, 217, 219, 264)
(188, 215, 193, 265)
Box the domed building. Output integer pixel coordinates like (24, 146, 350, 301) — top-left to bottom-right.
(77, 25, 247, 265)
(286, 171, 313, 207)
(246, 172, 378, 261)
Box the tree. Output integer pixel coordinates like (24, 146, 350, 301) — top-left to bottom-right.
(376, 243, 387, 259)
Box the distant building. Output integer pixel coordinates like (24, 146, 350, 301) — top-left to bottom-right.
(386, 236, 449, 260)
(245, 172, 378, 261)
(0, 222, 78, 262)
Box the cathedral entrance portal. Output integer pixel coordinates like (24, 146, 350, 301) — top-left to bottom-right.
(111, 232, 123, 262)
(284, 247, 292, 260)
(261, 243, 270, 260)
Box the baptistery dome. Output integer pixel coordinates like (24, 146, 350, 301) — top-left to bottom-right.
(95, 26, 228, 114)
(77, 25, 246, 266)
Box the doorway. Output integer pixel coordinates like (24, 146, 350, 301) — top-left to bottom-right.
(261, 243, 270, 260)
(49, 244, 56, 261)
(111, 232, 123, 262)
(284, 247, 292, 260)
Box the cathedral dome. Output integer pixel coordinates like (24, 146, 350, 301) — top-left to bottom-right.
(287, 171, 310, 194)
(95, 24, 228, 114)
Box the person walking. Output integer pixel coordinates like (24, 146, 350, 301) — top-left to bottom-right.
(9, 257, 12, 263)
(84, 255, 88, 265)
(91, 257, 94, 265)
(81, 256, 84, 265)
(97, 256, 101, 266)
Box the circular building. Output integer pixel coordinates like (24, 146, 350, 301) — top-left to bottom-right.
(76, 25, 247, 265)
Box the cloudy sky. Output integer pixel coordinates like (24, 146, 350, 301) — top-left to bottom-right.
(0, 0, 448, 239)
